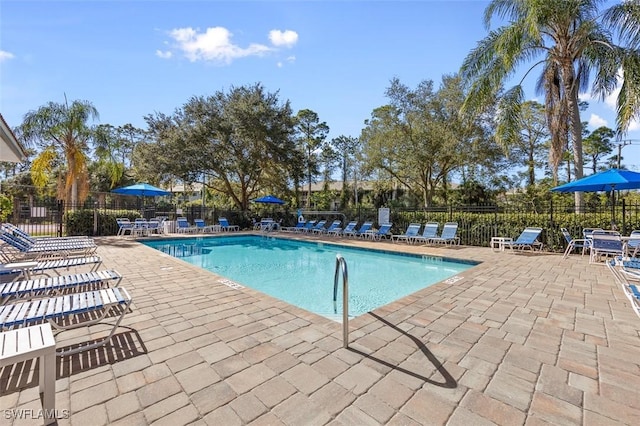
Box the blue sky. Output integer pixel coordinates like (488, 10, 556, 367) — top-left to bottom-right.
(1, 0, 639, 173)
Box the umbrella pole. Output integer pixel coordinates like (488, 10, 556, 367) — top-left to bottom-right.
(611, 186, 617, 230)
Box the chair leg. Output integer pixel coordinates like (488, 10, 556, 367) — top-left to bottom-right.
(563, 242, 574, 259)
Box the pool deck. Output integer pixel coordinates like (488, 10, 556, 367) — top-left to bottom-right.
(2, 232, 640, 425)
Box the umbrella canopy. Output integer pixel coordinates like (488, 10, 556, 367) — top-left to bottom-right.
(551, 169, 640, 193)
(253, 195, 285, 205)
(112, 183, 171, 197)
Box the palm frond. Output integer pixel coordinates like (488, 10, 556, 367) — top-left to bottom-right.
(30, 146, 58, 188)
(603, 1, 640, 48)
(616, 51, 640, 133)
(495, 85, 525, 153)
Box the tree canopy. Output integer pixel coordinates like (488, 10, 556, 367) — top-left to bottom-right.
(460, 0, 640, 208)
(143, 83, 300, 210)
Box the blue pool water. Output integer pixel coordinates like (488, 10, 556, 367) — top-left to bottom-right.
(143, 236, 476, 319)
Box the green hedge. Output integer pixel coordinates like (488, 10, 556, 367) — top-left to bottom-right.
(388, 210, 640, 252)
(65, 209, 141, 236)
(65, 206, 640, 253)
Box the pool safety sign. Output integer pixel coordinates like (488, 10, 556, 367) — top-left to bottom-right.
(378, 208, 390, 226)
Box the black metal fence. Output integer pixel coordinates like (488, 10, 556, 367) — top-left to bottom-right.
(5, 197, 640, 253)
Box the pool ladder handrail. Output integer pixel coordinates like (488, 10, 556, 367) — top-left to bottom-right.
(333, 254, 349, 348)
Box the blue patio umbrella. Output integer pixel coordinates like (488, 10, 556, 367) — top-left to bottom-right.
(112, 183, 171, 197)
(550, 169, 640, 193)
(551, 169, 640, 225)
(253, 195, 285, 205)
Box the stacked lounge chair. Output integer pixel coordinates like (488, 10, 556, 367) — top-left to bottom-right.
(0, 225, 97, 262)
(0, 256, 103, 280)
(0, 287, 133, 355)
(0, 269, 122, 302)
(0, 227, 134, 356)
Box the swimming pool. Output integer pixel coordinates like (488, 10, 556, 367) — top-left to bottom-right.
(143, 236, 476, 319)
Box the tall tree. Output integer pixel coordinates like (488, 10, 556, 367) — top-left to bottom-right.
(583, 126, 615, 173)
(509, 101, 549, 188)
(144, 83, 299, 210)
(460, 0, 640, 209)
(19, 98, 98, 204)
(362, 77, 495, 207)
(294, 109, 329, 208)
(331, 135, 360, 208)
(93, 123, 146, 188)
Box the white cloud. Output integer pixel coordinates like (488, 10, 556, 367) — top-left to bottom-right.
(156, 50, 173, 59)
(588, 114, 608, 128)
(277, 61, 283, 68)
(0, 50, 15, 62)
(164, 26, 273, 64)
(629, 119, 640, 132)
(269, 30, 298, 48)
(578, 92, 593, 102)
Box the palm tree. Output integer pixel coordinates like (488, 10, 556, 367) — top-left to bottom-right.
(19, 98, 99, 205)
(460, 0, 640, 209)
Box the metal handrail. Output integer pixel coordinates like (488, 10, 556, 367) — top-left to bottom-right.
(333, 254, 349, 348)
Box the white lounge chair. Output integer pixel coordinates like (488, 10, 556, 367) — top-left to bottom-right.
(116, 218, 135, 236)
(328, 221, 356, 237)
(308, 220, 327, 233)
(0, 269, 122, 302)
(363, 223, 393, 241)
(500, 227, 544, 252)
(0, 230, 97, 262)
(219, 217, 240, 232)
(391, 223, 421, 243)
(176, 217, 197, 234)
(344, 222, 372, 238)
(281, 221, 306, 232)
(194, 219, 218, 233)
(0, 255, 103, 280)
(315, 220, 341, 235)
(0, 287, 133, 356)
(294, 220, 316, 233)
(411, 222, 439, 244)
(2, 223, 94, 244)
(429, 222, 460, 245)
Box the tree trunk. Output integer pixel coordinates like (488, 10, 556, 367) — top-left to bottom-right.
(569, 90, 584, 212)
(528, 152, 535, 187)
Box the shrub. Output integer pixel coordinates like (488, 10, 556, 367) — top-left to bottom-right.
(0, 194, 12, 222)
(66, 209, 141, 236)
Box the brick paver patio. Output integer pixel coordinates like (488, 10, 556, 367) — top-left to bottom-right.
(1, 232, 639, 425)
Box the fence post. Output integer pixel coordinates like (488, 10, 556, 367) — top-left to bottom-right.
(93, 201, 98, 236)
(622, 198, 627, 235)
(549, 199, 554, 248)
(57, 200, 64, 237)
